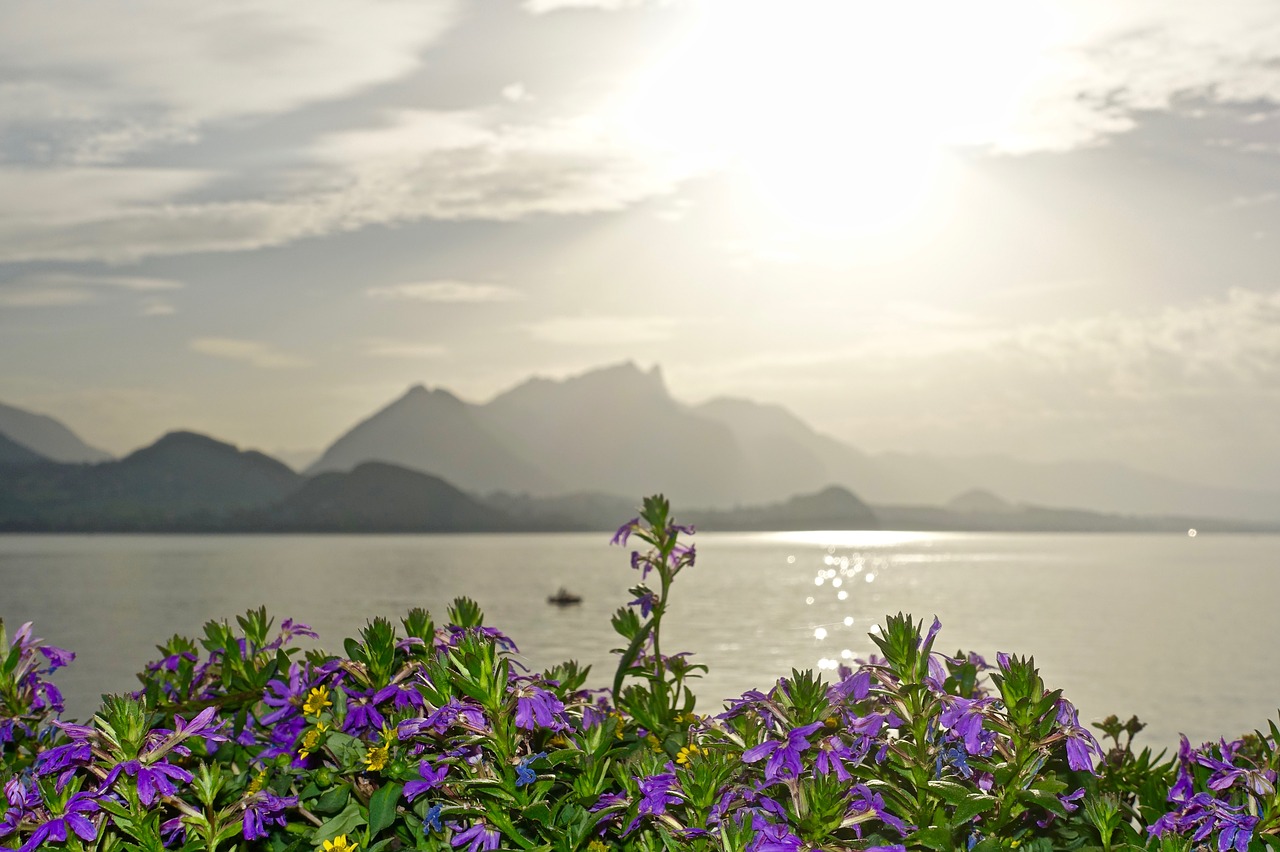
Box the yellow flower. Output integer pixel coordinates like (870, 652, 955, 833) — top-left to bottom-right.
(587, 841, 610, 852)
(675, 744, 702, 765)
(364, 742, 390, 772)
(299, 722, 329, 759)
(646, 734, 663, 753)
(303, 686, 332, 717)
(321, 834, 358, 852)
(247, 770, 268, 794)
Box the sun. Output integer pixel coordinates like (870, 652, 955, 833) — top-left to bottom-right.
(616, 0, 1062, 237)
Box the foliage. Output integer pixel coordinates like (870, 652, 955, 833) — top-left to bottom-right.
(2, 494, 1279, 852)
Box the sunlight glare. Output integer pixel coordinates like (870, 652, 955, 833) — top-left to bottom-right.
(617, 0, 1062, 236)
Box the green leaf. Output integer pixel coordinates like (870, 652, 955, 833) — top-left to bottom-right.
(313, 785, 351, 815)
(925, 779, 971, 805)
(367, 781, 403, 837)
(906, 825, 955, 851)
(953, 794, 998, 823)
(313, 802, 367, 845)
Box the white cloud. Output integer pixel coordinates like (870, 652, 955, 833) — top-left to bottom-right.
(366, 280, 523, 303)
(189, 337, 310, 370)
(994, 1, 1280, 152)
(309, 109, 693, 220)
(0, 109, 694, 263)
(0, 272, 184, 308)
(0, 1, 458, 162)
(526, 315, 680, 345)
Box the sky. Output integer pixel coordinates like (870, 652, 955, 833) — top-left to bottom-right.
(2, 0, 1279, 490)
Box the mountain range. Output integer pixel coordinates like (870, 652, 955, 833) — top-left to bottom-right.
(3, 361, 1280, 528)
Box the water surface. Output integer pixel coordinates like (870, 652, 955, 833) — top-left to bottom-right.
(2, 531, 1276, 751)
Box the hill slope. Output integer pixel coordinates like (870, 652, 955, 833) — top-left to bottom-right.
(0, 400, 112, 463)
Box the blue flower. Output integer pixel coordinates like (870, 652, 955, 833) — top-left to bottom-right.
(515, 752, 546, 787)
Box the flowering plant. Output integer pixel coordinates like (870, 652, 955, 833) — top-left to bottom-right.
(2, 495, 1278, 851)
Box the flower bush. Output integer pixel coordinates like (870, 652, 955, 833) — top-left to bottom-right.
(2, 494, 1278, 851)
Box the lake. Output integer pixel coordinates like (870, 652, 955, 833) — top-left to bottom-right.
(1, 530, 1277, 752)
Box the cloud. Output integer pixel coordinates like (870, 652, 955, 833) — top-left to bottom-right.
(308, 109, 693, 220)
(994, 1, 1280, 153)
(367, 281, 523, 303)
(362, 340, 449, 359)
(189, 337, 310, 370)
(0, 1, 458, 163)
(0, 109, 693, 263)
(0, 272, 184, 308)
(526, 315, 680, 345)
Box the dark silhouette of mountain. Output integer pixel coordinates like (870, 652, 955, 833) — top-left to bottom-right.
(306, 385, 560, 495)
(483, 490, 638, 531)
(0, 400, 112, 463)
(0, 431, 300, 530)
(262, 462, 513, 532)
(685, 485, 879, 531)
(480, 363, 752, 506)
(0, 432, 47, 466)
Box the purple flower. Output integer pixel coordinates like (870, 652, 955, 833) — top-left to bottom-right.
(1056, 699, 1102, 773)
(827, 669, 872, 704)
(404, 760, 449, 802)
(814, 731, 855, 777)
(742, 722, 824, 784)
(939, 696, 993, 757)
(514, 687, 567, 732)
(747, 815, 802, 852)
(16, 792, 100, 852)
(242, 790, 298, 840)
(101, 759, 193, 806)
(846, 783, 909, 837)
(401, 699, 488, 738)
(374, 682, 425, 712)
(343, 688, 386, 736)
(624, 770, 682, 832)
(611, 518, 640, 546)
(451, 820, 501, 852)
(38, 645, 75, 671)
(628, 589, 658, 617)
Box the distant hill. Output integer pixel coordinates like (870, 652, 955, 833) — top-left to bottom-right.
(686, 486, 879, 531)
(947, 488, 1015, 514)
(0, 432, 47, 466)
(262, 462, 514, 532)
(306, 385, 560, 495)
(0, 431, 301, 530)
(301, 361, 1280, 522)
(0, 400, 112, 463)
(480, 364, 752, 506)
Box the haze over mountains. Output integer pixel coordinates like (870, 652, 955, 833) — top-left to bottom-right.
(3, 361, 1280, 528)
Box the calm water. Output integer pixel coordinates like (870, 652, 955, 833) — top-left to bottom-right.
(1, 531, 1277, 752)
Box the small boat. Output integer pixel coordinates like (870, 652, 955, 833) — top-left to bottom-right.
(547, 587, 583, 606)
